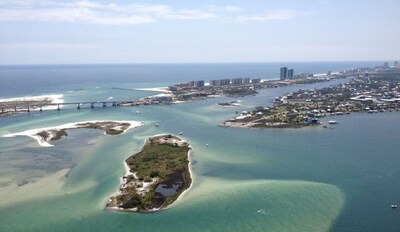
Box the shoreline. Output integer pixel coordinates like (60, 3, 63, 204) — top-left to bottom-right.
(2, 120, 144, 147)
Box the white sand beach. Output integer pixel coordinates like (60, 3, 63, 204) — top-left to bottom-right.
(134, 87, 171, 93)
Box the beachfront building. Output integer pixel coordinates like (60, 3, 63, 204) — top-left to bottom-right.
(280, 67, 288, 80)
(232, 78, 243, 85)
(209, 79, 231, 86)
(189, 80, 205, 88)
(288, 69, 294, 79)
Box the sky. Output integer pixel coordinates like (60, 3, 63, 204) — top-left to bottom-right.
(0, 0, 399, 65)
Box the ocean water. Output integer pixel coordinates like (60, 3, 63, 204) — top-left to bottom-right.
(0, 62, 399, 232)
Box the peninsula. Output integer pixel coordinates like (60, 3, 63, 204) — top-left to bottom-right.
(221, 71, 400, 129)
(106, 134, 192, 212)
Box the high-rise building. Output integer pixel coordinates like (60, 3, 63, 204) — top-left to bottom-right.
(251, 78, 261, 84)
(232, 78, 243, 85)
(280, 67, 288, 80)
(209, 80, 218, 86)
(243, 78, 250, 84)
(383, 62, 389, 69)
(195, 80, 204, 88)
(222, 79, 231, 85)
(189, 80, 204, 88)
(287, 69, 294, 79)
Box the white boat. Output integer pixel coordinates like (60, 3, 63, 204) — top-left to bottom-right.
(178, 132, 183, 135)
(391, 204, 398, 208)
(328, 120, 338, 124)
(154, 124, 159, 127)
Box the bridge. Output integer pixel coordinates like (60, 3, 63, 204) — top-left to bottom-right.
(0, 100, 141, 114)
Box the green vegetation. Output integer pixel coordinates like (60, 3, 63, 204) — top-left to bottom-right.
(107, 135, 191, 212)
(50, 129, 68, 141)
(76, 122, 130, 135)
(34, 122, 131, 144)
(223, 87, 257, 96)
(36, 129, 67, 141)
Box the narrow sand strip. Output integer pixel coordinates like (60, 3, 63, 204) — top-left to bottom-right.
(134, 87, 171, 93)
(2, 120, 144, 147)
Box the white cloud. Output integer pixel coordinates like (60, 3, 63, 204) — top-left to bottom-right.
(0, 1, 305, 25)
(236, 10, 304, 22)
(164, 9, 217, 20)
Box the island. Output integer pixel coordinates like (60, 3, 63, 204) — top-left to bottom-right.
(106, 134, 192, 212)
(2, 120, 143, 147)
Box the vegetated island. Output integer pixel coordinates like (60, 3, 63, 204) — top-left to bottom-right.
(221, 73, 400, 129)
(2, 120, 143, 147)
(106, 134, 192, 212)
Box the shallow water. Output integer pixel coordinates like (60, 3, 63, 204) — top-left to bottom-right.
(0, 62, 399, 231)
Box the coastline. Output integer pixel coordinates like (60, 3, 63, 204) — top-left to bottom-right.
(2, 120, 144, 147)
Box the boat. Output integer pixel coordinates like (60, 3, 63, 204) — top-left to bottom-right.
(178, 132, 183, 135)
(328, 120, 338, 124)
(154, 124, 159, 127)
(391, 204, 398, 208)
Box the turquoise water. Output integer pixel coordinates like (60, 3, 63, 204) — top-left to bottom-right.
(0, 62, 399, 231)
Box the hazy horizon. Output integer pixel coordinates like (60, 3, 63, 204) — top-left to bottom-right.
(1, 0, 399, 65)
(0, 60, 395, 67)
